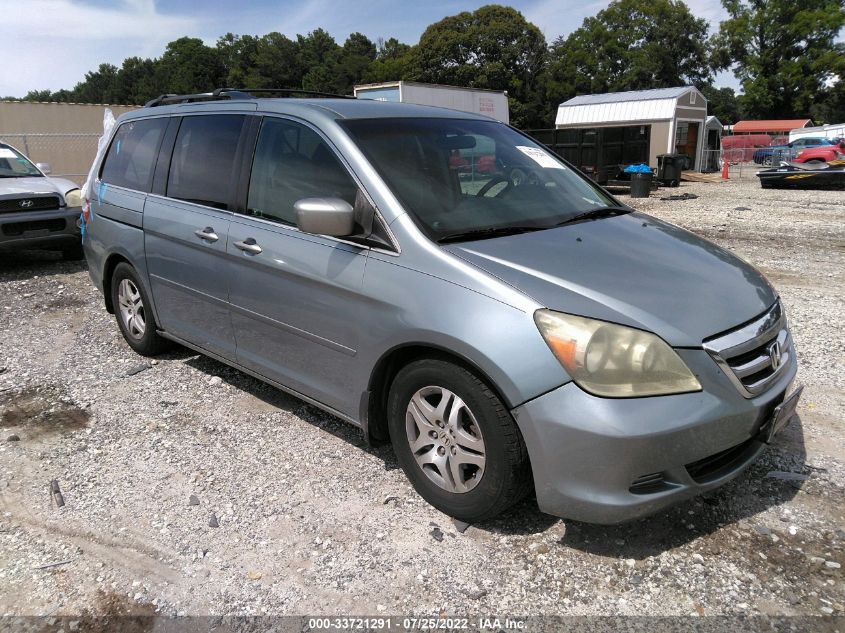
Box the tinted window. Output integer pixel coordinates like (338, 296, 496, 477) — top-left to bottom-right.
(167, 115, 245, 210)
(100, 118, 167, 192)
(246, 118, 357, 226)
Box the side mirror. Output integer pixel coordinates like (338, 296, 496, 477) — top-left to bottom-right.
(294, 197, 355, 237)
(36, 162, 52, 175)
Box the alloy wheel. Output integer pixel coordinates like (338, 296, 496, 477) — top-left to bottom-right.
(405, 386, 486, 493)
(117, 278, 146, 340)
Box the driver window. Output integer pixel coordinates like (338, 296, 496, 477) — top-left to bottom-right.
(246, 118, 358, 226)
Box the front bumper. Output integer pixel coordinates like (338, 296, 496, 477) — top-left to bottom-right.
(512, 345, 797, 524)
(0, 207, 82, 251)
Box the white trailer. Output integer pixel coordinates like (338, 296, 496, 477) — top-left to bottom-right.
(353, 81, 509, 124)
(789, 122, 845, 142)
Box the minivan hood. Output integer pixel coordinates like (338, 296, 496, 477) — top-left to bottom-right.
(444, 213, 776, 347)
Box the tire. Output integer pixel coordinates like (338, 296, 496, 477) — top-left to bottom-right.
(387, 358, 532, 522)
(61, 244, 84, 261)
(110, 262, 171, 356)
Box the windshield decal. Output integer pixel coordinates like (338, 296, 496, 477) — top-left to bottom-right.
(516, 146, 565, 170)
(0, 148, 17, 159)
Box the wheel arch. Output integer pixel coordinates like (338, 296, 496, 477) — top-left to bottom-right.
(102, 252, 132, 314)
(362, 342, 515, 446)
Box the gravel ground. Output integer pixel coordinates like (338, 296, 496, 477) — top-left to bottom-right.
(0, 177, 843, 620)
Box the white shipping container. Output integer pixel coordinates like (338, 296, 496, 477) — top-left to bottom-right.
(354, 81, 509, 124)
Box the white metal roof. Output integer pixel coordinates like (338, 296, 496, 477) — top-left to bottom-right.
(563, 86, 696, 106)
(556, 86, 703, 127)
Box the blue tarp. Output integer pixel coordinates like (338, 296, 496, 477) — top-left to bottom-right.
(624, 163, 652, 174)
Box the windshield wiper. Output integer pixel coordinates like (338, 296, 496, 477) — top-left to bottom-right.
(436, 225, 544, 244)
(554, 206, 632, 227)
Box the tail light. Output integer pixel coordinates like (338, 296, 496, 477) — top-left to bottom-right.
(81, 197, 91, 225)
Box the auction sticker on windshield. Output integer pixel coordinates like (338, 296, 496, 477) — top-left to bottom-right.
(0, 148, 18, 159)
(516, 146, 565, 169)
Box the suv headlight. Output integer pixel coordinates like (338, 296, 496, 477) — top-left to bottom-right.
(64, 188, 82, 208)
(534, 309, 701, 397)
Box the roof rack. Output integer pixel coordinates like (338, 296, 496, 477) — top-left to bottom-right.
(144, 87, 354, 108)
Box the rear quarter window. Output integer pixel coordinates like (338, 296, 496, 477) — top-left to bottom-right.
(100, 118, 168, 192)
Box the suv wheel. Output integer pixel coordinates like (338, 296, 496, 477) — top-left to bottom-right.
(111, 262, 171, 356)
(387, 358, 532, 522)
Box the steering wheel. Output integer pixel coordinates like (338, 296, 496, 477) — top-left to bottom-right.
(476, 175, 512, 197)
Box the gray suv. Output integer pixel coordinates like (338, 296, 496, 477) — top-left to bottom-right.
(82, 90, 799, 524)
(0, 142, 83, 259)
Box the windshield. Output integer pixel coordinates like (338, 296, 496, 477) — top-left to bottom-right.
(342, 118, 618, 242)
(0, 145, 42, 178)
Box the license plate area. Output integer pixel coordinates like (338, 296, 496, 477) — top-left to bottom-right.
(760, 385, 803, 444)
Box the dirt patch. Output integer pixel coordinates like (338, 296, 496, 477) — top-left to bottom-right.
(46, 296, 87, 310)
(76, 591, 158, 633)
(1, 386, 89, 439)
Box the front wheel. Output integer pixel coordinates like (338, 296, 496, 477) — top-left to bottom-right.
(111, 262, 171, 356)
(387, 358, 532, 522)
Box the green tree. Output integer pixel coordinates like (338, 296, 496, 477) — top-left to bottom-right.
(23, 89, 53, 102)
(298, 29, 342, 93)
(362, 38, 413, 83)
(711, 0, 845, 118)
(547, 0, 711, 111)
(251, 32, 305, 89)
(810, 82, 845, 124)
(327, 33, 378, 93)
(297, 29, 338, 72)
(700, 85, 743, 124)
(69, 63, 122, 103)
(407, 5, 547, 127)
(217, 33, 260, 87)
(156, 37, 225, 95)
(116, 56, 160, 104)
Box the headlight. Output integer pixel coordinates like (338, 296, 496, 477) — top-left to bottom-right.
(534, 309, 701, 397)
(64, 188, 82, 208)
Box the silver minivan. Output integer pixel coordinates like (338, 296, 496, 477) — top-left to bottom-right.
(83, 90, 799, 524)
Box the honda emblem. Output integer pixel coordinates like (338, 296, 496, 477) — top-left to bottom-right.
(768, 340, 782, 371)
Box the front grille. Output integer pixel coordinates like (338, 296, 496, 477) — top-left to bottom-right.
(1, 218, 66, 236)
(703, 301, 791, 398)
(0, 195, 62, 215)
(686, 437, 757, 483)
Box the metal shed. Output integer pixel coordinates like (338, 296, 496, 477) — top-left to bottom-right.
(554, 86, 708, 173)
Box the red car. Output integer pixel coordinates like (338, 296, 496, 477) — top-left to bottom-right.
(795, 140, 845, 164)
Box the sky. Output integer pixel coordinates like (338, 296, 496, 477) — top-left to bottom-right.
(1, 0, 737, 98)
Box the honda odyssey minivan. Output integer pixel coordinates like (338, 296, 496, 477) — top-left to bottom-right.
(82, 90, 799, 524)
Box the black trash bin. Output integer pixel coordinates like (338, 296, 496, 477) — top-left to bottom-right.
(657, 153, 687, 187)
(629, 172, 652, 198)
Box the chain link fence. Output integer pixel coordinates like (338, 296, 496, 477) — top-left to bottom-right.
(701, 148, 772, 179)
(0, 133, 100, 184)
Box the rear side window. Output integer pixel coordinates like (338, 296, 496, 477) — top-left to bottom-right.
(100, 118, 167, 192)
(246, 118, 357, 226)
(167, 115, 245, 210)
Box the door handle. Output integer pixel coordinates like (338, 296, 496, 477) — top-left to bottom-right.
(194, 227, 219, 242)
(233, 238, 262, 255)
